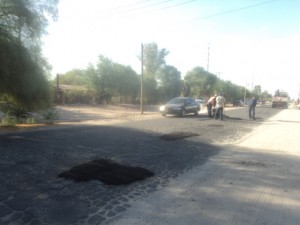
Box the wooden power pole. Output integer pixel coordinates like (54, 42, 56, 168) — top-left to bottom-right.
(140, 43, 144, 114)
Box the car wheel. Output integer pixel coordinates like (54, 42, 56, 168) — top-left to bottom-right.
(194, 108, 199, 116)
(181, 109, 186, 117)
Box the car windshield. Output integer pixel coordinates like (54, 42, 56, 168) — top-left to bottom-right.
(278, 92, 288, 97)
(168, 98, 186, 104)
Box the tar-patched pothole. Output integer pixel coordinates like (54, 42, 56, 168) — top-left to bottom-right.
(232, 160, 268, 168)
(58, 158, 154, 185)
(160, 132, 199, 141)
(208, 124, 224, 127)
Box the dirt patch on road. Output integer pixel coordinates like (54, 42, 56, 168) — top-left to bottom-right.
(160, 132, 199, 141)
(56, 104, 160, 124)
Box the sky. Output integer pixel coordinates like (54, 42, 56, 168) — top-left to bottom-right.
(42, 0, 300, 99)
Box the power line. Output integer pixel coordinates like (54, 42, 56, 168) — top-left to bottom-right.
(99, 0, 153, 13)
(96, 0, 176, 16)
(87, 0, 200, 25)
(73, 0, 279, 35)
(93, 0, 278, 27)
(128, 0, 199, 16)
(177, 0, 278, 24)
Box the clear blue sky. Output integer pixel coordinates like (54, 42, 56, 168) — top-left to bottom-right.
(43, 0, 300, 98)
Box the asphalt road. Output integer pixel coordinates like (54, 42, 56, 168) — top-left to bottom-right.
(0, 105, 283, 225)
(110, 107, 300, 225)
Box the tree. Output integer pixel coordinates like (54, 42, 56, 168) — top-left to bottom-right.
(0, 0, 58, 109)
(86, 55, 139, 104)
(0, 34, 51, 109)
(85, 64, 100, 103)
(253, 85, 262, 97)
(260, 90, 272, 102)
(218, 80, 244, 102)
(115, 64, 139, 103)
(157, 65, 182, 102)
(139, 42, 170, 104)
(142, 42, 169, 76)
(57, 69, 87, 86)
(0, 0, 58, 46)
(184, 67, 218, 97)
(142, 76, 158, 104)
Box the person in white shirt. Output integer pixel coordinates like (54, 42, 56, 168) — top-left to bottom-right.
(215, 93, 226, 120)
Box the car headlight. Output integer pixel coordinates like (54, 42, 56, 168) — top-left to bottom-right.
(159, 105, 165, 111)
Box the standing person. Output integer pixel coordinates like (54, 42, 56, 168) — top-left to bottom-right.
(215, 93, 226, 120)
(207, 94, 217, 118)
(248, 96, 257, 120)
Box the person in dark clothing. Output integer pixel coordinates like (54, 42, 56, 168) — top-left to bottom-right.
(248, 96, 257, 120)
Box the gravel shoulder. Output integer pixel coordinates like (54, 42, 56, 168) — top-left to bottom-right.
(55, 104, 162, 127)
(0, 104, 160, 133)
(109, 108, 300, 225)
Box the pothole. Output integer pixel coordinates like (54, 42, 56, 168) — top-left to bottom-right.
(208, 124, 224, 127)
(58, 158, 154, 185)
(160, 132, 199, 141)
(232, 160, 267, 168)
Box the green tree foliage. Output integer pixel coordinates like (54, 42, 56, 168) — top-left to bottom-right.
(142, 42, 169, 76)
(143, 76, 158, 104)
(0, 33, 51, 109)
(0, 0, 58, 109)
(253, 85, 262, 97)
(52, 42, 272, 106)
(113, 63, 140, 103)
(0, 0, 58, 46)
(140, 42, 170, 103)
(86, 55, 139, 104)
(85, 64, 100, 103)
(216, 80, 245, 102)
(157, 65, 182, 102)
(184, 67, 218, 97)
(57, 69, 87, 86)
(260, 90, 272, 101)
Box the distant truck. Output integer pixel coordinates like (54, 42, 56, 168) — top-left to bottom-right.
(272, 90, 289, 108)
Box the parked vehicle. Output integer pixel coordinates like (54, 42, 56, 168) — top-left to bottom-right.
(272, 90, 289, 108)
(195, 98, 207, 109)
(159, 97, 200, 117)
(233, 100, 244, 107)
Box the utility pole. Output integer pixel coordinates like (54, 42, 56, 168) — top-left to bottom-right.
(56, 73, 59, 90)
(244, 81, 248, 106)
(140, 43, 144, 114)
(207, 42, 210, 72)
(298, 83, 300, 101)
(56, 73, 60, 103)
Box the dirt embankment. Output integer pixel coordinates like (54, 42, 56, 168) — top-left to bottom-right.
(55, 104, 160, 124)
(0, 104, 159, 133)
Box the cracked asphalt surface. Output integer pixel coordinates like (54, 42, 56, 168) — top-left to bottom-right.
(0, 105, 282, 225)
